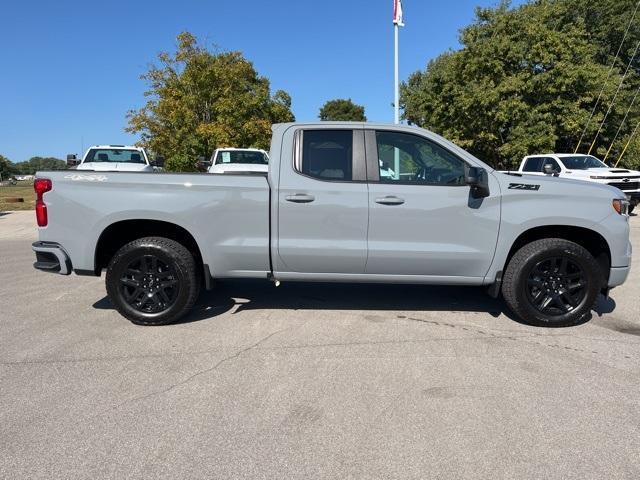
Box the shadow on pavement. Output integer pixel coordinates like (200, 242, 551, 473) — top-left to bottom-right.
(93, 280, 617, 327)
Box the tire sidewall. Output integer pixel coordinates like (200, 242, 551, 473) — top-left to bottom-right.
(512, 245, 601, 326)
(106, 240, 194, 325)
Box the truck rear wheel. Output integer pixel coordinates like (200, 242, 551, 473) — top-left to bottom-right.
(502, 239, 603, 327)
(105, 237, 200, 325)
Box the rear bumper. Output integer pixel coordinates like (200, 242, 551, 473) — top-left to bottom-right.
(32, 241, 72, 275)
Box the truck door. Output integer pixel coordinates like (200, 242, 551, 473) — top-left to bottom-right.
(276, 127, 369, 274)
(364, 129, 500, 278)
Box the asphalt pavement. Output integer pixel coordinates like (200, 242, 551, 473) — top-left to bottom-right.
(1, 210, 639, 479)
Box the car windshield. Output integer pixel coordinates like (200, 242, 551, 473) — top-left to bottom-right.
(84, 149, 146, 164)
(560, 155, 607, 169)
(215, 151, 268, 165)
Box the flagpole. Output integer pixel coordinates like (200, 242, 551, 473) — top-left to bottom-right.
(394, 22, 399, 124)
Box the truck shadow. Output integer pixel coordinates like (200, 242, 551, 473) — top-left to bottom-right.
(93, 280, 617, 327)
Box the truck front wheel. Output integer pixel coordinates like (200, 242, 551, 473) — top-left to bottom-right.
(502, 239, 604, 327)
(105, 237, 200, 325)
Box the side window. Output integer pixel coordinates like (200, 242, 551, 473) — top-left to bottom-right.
(542, 157, 560, 173)
(375, 131, 466, 185)
(523, 157, 544, 172)
(300, 130, 353, 181)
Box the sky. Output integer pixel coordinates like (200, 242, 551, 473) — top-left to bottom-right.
(0, 0, 525, 161)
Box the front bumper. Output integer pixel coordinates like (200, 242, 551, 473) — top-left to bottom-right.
(608, 265, 631, 288)
(32, 241, 72, 275)
(624, 191, 640, 203)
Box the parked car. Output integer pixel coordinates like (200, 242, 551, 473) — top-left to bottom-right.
(206, 148, 269, 174)
(33, 122, 631, 327)
(67, 145, 163, 172)
(515, 153, 640, 213)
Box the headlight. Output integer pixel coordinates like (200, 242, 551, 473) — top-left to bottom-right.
(612, 198, 630, 215)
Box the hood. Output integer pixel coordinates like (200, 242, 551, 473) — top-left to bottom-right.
(566, 167, 640, 178)
(76, 162, 153, 172)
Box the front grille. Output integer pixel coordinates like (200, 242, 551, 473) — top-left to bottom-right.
(608, 181, 640, 191)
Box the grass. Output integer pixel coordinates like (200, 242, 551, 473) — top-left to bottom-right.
(0, 182, 35, 211)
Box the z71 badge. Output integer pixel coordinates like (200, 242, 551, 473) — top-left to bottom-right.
(508, 183, 540, 191)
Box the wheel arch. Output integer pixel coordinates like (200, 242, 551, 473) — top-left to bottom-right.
(504, 225, 611, 281)
(94, 220, 208, 284)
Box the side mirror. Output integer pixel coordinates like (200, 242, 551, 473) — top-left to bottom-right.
(195, 156, 210, 172)
(543, 164, 560, 175)
(465, 166, 490, 199)
(151, 156, 165, 168)
(66, 154, 79, 167)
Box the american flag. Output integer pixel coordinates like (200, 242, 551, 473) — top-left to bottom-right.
(393, 0, 405, 26)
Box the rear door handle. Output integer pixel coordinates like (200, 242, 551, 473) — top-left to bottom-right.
(375, 195, 405, 206)
(285, 193, 315, 203)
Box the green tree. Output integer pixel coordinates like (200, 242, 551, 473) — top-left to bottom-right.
(127, 32, 295, 171)
(401, 0, 639, 169)
(319, 98, 367, 121)
(0, 155, 17, 180)
(14, 157, 66, 175)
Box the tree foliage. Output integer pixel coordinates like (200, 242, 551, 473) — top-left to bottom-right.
(319, 98, 367, 121)
(127, 32, 295, 171)
(0, 155, 17, 180)
(14, 157, 66, 175)
(401, 0, 640, 169)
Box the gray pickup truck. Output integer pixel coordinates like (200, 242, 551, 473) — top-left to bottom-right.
(32, 122, 632, 327)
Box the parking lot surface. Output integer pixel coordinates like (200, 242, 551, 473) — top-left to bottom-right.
(1, 211, 639, 479)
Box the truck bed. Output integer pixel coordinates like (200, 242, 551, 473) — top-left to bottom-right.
(36, 171, 271, 278)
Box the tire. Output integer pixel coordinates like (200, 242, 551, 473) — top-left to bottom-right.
(629, 204, 635, 215)
(502, 239, 604, 327)
(105, 237, 200, 325)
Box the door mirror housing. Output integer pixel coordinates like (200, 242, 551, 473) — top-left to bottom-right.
(195, 156, 210, 172)
(66, 154, 79, 167)
(151, 156, 165, 168)
(465, 166, 490, 199)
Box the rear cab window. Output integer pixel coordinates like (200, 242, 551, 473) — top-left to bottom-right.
(215, 151, 268, 165)
(297, 130, 354, 181)
(84, 149, 146, 164)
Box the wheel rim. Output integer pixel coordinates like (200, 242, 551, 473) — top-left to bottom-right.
(119, 254, 179, 314)
(525, 256, 588, 317)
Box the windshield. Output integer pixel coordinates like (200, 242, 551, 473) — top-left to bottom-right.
(215, 150, 268, 165)
(560, 155, 607, 170)
(84, 149, 146, 164)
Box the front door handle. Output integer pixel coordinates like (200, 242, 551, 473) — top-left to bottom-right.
(375, 195, 405, 206)
(285, 193, 315, 203)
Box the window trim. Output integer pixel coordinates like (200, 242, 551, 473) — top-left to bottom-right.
(364, 129, 470, 187)
(292, 128, 367, 183)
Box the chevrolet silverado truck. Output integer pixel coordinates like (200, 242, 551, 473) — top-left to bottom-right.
(516, 153, 640, 214)
(32, 123, 632, 327)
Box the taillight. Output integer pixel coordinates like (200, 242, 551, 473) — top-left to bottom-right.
(34, 178, 52, 227)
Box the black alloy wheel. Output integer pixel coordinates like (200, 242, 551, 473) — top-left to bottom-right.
(502, 238, 603, 327)
(525, 256, 587, 316)
(120, 254, 179, 314)
(106, 237, 201, 325)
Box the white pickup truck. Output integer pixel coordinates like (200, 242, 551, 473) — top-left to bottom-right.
(516, 153, 640, 213)
(207, 148, 269, 174)
(67, 145, 163, 172)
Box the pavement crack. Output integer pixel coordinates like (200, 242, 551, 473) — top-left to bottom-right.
(93, 327, 290, 416)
